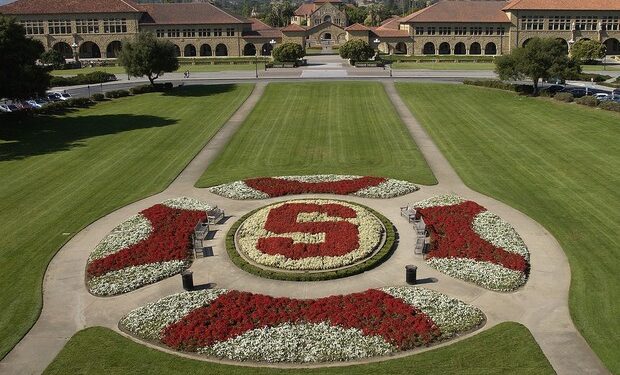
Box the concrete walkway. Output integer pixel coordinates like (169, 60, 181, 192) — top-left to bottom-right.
(0, 81, 610, 374)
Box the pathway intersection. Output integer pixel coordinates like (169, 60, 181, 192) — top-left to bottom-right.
(0, 80, 610, 374)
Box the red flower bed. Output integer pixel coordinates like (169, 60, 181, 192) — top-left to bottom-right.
(245, 176, 386, 197)
(87, 204, 206, 277)
(417, 201, 528, 272)
(161, 289, 440, 351)
(257, 203, 359, 259)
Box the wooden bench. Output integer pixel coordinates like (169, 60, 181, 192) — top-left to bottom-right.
(206, 207, 225, 225)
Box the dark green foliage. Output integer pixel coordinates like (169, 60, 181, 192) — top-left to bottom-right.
(575, 96, 599, 107)
(599, 101, 620, 112)
(272, 43, 305, 62)
(0, 17, 51, 99)
(129, 83, 173, 95)
(339, 39, 375, 62)
(35, 101, 69, 115)
(50, 71, 117, 87)
(346, 6, 368, 24)
(463, 80, 533, 95)
(119, 32, 179, 85)
(91, 93, 105, 101)
(573, 72, 612, 82)
(262, 0, 294, 27)
(553, 92, 574, 102)
(571, 39, 606, 63)
(40, 49, 66, 69)
(104, 89, 130, 99)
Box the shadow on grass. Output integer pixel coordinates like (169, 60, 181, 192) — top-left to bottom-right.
(163, 84, 236, 97)
(0, 114, 176, 161)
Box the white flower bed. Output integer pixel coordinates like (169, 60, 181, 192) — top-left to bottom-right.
(413, 194, 465, 208)
(88, 260, 189, 296)
(381, 286, 484, 338)
(352, 178, 419, 199)
(427, 258, 527, 292)
(120, 289, 227, 340)
(162, 197, 214, 211)
(199, 322, 395, 363)
(236, 199, 383, 270)
(209, 181, 270, 200)
(473, 211, 529, 260)
(88, 214, 152, 262)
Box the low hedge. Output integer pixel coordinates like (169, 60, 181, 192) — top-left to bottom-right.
(225, 204, 397, 282)
(91, 93, 105, 101)
(463, 80, 534, 95)
(36, 97, 94, 114)
(553, 92, 574, 102)
(104, 89, 130, 99)
(599, 101, 620, 112)
(575, 96, 599, 107)
(50, 71, 117, 87)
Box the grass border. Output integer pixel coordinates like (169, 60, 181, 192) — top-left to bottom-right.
(225, 201, 397, 282)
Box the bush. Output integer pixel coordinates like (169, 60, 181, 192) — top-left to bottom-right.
(272, 43, 305, 63)
(37, 101, 70, 115)
(571, 73, 612, 83)
(91, 93, 105, 101)
(339, 39, 375, 62)
(464, 80, 514, 91)
(66, 97, 93, 108)
(50, 71, 117, 87)
(599, 101, 620, 112)
(575, 96, 599, 107)
(129, 85, 155, 95)
(40, 50, 66, 69)
(104, 89, 130, 99)
(553, 92, 574, 102)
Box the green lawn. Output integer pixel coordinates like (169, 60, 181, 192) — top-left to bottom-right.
(392, 62, 620, 71)
(0, 84, 253, 359)
(51, 63, 265, 76)
(196, 82, 436, 187)
(395, 83, 620, 373)
(43, 323, 554, 375)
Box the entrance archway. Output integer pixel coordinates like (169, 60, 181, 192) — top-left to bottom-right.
(215, 44, 228, 56)
(395, 42, 407, 54)
(604, 38, 620, 55)
(454, 42, 466, 55)
(200, 44, 212, 56)
(324, 15, 332, 23)
(470, 42, 481, 55)
(484, 42, 497, 55)
(323, 32, 332, 40)
(243, 43, 256, 56)
(173, 45, 181, 57)
(438, 42, 450, 55)
(79, 41, 101, 58)
(184, 44, 196, 57)
(106, 41, 122, 58)
(261, 43, 273, 56)
(53, 42, 73, 59)
(556, 38, 569, 54)
(423, 42, 435, 55)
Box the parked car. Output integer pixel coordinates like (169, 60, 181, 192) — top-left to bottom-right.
(53, 92, 72, 101)
(16, 102, 34, 110)
(26, 100, 43, 109)
(541, 85, 565, 95)
(594, 93, 610, 101)
(47, 93, 62, 102)
(0, 104, 19, 112)
(612, 88, 620, 99)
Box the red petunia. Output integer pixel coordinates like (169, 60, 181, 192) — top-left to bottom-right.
(245, 176, 386, 197)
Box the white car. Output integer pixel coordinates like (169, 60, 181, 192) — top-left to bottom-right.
(50, 92, 72, 101)
(0, 104, 18, 113)
(594, 93, 609, 101)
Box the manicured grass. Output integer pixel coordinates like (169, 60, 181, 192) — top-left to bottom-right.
(51, 63, 265, 76)
(43, 323, 554, 375)
(197, 82, 436, 187)
(0, 84, 253, 359)
(396, 83, 620, 373)
(392, 62, 620, 71)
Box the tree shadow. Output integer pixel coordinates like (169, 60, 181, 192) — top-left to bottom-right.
(162, 84, 236, 97)
(0, 114, 176, 161)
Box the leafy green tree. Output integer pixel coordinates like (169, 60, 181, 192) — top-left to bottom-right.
(0, 16, 50, 100)
(272, 43, 305, 62)
(40, 49, 65, 69)
(118, 32, 179, 85)
(495, 38, 581, 94)
(264, 0, 294, 27)
(339, 39, 375, 62)
(346, 6, 368, 24)
(363, 4, 391, 26)
(570, 39, 606, 63)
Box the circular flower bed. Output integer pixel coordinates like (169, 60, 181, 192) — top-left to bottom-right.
(86, 197, 213, 296)
(120, 287, 484, 363)
(414, 194, 530, 291)
(209, 175, 419, 199)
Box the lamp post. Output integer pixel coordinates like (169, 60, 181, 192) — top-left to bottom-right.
(71, 42, 79, 62)
(269, 39, 277, 56)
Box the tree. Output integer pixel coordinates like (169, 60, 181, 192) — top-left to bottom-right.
(273, 42, 305, 62)
(118, 32, 179, 85)
(0, 16, 50, 100)
(346, 6, 368, 25)
(339, 39, 375, 62)
(571, 39, 606, 63)
(495, 38, 581, 94)
(363, 4, 391, 26)
(40, 49, 65, 69)
(263, 0, 294, 27)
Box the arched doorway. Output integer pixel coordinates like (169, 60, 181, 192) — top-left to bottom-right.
(395, 42, 407, 54)
(53, 42, 73, 59)
(522, 38, 532, 48)
(438, 42, 451, 55)
(215, 44, 228, 56)
(106, 41, 122, 58)
(484, 42, 497, 55)
(79, 41, 101, 59)
(556, 38, 568, 54)
(323, 32, 332, 40)
(323, 15, 331, 23)
(184, 44, 196, 57)
(454, 42, 466, 55)
(423, 42, 435, 55)
(200, 44, 212, 56)
(243, 43, 256, 56)
(470, 42, 481, 55)
(261, 43, 273, 56)
(604, 38, 620, 55)
(173, 45, 181, 57)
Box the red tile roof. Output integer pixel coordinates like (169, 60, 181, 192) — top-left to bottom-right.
(380, 16, 403, 30)
(242, 18, 282, 39)
(281, 23, 307, 32)
(138, 3, 247, 25)
(371, 27, 410, 38)
(315, 0, 343, 3)
(0, 0, 141, 14)
(503, 0, 620, 11)
(294, 3, 317, 16)
(401, 0, 511, 23)
(345, 23, 370, 31)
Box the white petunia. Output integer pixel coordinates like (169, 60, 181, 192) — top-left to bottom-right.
(426, 257, 527, 292)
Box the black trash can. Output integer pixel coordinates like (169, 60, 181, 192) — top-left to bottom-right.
(181, 270, 194, 291)
(406, 265, 417, 285)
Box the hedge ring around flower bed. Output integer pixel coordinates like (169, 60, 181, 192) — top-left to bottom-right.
(226, 200, 396, 281)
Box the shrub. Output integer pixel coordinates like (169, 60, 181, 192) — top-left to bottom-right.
(575, 96, 599, 107)
(572, 73, 612, 83)
(37, 101, 70, 115)
(104, 89, 130, 99)
(599, 101, 620, 112)
(66, 97, 93, 108)
(553, 92, 574, 102)
(129, 85, 155, 95)
(272, 43, 305, 63)
(50, 71, 117, 87)
(91, 93, 105, 101)
(40, 49, 65, 69)
(339, 39, 375, 62)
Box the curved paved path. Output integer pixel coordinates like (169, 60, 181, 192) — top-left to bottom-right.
(0, 81, 609, 374)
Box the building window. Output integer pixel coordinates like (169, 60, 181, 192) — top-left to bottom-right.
(521, 15, 544, 30)
(182, 29, 195, 37)
(454, 27, 466, 35)
(214, 28, 223, 36)
(48, 19, 72, 35)
(226, 28, 235, 36)
(485, 27, 494, 35)
(76, 19, 99, 34)
(21, 20, 45, 35)
(497, 26, 506, 35)
(156, 29, 165, 38)
(427, 27, 436, 35)
(415, 26, 424, 35)
(438, 27, 451, 35)
(548, 16, 570, 30)
(469, 27, 482, 35)
(103, 18, 127, 33)
(602, 16, 619, 31)
(168, 29, 180, 37)
(198, 28, 208, 37)
(575, 16, 598, 31)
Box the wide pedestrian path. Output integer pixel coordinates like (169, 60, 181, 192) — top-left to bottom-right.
(0, 80, 609, 374)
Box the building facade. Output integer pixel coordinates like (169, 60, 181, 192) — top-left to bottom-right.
(1, 0, 619, 58)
